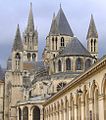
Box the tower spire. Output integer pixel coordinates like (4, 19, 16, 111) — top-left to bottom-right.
(12, 24, 23, 51)
(86, 14, 98, 39)
(26, 2, 34, 32)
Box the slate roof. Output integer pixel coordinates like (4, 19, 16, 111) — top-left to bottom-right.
(86, 14, 98, 39)
(49, 6, 74, 36)
(12, 24, 23, 51)
(58, 37, 91, 57)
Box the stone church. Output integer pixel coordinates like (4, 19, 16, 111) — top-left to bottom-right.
(1, 2, 106, 120)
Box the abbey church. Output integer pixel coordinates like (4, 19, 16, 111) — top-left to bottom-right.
(0, 2, 106, 120)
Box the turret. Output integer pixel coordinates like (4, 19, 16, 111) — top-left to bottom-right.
(86, 14, 98, 59)
(12, 24, 23, 71)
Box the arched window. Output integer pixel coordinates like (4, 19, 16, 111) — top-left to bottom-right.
(23, 107, 28, 120)
(27, 53, 31, 61)
(19, 108, 21, 120)
(52, 37, 54, 50)
(32, 53, 36, 61)
(33, 106, 40, 120)
(85, 59, 92, 70)
(55, 37, 58, 50)
(53, 61, 55, 73)
(15, 53, 21, 59)
(94, 39, 96, 52)
(91, 39, 93, 52)
(76, 58, 83, 70)
(61, 37, 64, 47)
(66, 58, 71, 70)
(15, 53, 21, 70)
(58, 60, 62, 72)
(57, 82, 66, 91)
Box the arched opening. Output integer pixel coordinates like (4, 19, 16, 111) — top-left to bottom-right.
(15, 53, 21, 70)
(19, 108, 21, 120)
(53, 61, 55, 73)
(52, 37, 54, 50)
(15, 53, 21, 59)
(94, 39, 96, 52)
(66, 58, 71, 70)
(55, 37, 57, 50)
(61, 37, 64, 47)
(33, 106, 40, 120)
(27, 53, 31, 61)
(58, 60, 62, 72)
(91, 39, 93, 52)
(23, 107, 28, 120)
(32, 53, 36, 61)
(76, 58, 83, 70)
(57, 82, 66, 91)
(85, 59, 92, 70)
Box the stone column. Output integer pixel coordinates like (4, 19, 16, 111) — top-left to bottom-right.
(74, 104, 78, 120)
(81, 101, 85, 120)
(98, 94, 105, 120)
(89, 98, 94, 120)
(59, 111, 62, 120)
(28, 105, 31, 120)
(63, 109, 66, 120)
(68, 106, 71, 120)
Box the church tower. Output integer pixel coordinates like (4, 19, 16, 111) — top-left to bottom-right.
(86, 14, 98, 59)
(12, 24, 23, 71)
(43, 5, 74, 74)
(23, 3, 38, 62)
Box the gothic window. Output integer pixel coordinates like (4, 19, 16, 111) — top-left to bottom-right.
(27, 53, 31, 61)
(85, 59, 92, 70)
(57, 82, 66, 91)
(52, 37, 54, 50)
(15, 53, 21, 70)
(94, 39, 96, 52)
(33, 106, 40, 120)
(23, 107, 28, 120)
(66, 58, 71, 70)
(61, 37, 64, 47)
(32, 53, 36, 61)
(55, 37, 57, 50)
(29, 91, 32, 98)
(53, 61, 55, 72)
(15, 53, 21, 59)
(58, 60, 62, 72)
(76, 58, 83, 70)
(19, 108, 21, 120)
(91, 39, 93, 52)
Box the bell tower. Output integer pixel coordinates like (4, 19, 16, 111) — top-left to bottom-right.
(23, 3, 38, 62)
(86, 14, 98, 59)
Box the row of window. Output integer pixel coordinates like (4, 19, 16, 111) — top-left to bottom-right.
(52, 37, 65, 50)
(57, 58, 92, 72)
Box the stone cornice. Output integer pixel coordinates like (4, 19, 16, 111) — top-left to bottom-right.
(43, 55, 106, 106)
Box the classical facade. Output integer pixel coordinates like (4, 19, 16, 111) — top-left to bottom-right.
(3, 2, 106, 120)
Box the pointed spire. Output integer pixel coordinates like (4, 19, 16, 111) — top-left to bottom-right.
(55, 6, 74, 36)
(26, 2, 35, 32)
(86, 14, 98, 39)
(49, 12, 58, 35)
(12, 24, 23, 51)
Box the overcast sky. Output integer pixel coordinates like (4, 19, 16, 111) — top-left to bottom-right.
(0, 0, 106, 67)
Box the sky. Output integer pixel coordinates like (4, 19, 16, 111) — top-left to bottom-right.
(0, 0, 106, 68)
